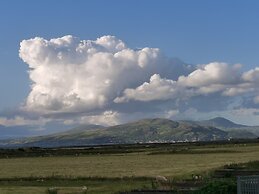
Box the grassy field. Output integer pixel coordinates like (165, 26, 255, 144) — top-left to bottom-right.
(1, 142, 259, 193)
(0, 179, 152, 194)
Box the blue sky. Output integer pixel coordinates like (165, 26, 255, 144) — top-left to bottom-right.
(0, 0, 259, 131)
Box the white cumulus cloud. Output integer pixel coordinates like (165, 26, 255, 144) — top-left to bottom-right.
(19, 35, 171, 113)
(17, 35, 259, 127)
(114, 74, 180, 102)
(78, 110, 121, 126)
(115, 62, 259, 103)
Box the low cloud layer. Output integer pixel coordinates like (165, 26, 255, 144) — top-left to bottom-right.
(8, 35, 258, 127)
(0, 116, 47, 127)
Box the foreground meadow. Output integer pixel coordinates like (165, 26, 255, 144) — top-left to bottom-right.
(0, 141, 259, 193)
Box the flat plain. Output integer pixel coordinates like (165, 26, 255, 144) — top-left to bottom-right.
(0, 141, 259, 193)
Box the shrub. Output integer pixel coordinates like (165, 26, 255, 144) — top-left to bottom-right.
(195, 180, 236, 194)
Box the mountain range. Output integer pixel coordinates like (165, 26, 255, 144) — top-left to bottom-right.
(0, 117, 258, 148)
(0, 125, 41, 140)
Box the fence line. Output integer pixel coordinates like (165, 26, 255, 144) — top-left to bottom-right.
(237, 175, 259, 194)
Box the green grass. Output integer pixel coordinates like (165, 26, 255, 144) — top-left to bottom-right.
(0, 179, 152, 194)
(223, 160, 259, 170)
(1, 142, 259, 193)
(0, 187, 46, 194)
(0, 144, 259, 179)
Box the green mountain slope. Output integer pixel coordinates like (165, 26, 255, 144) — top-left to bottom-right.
(199, 117, 246, 128)
(197, 117, 258, 138)
(102, 118, 227, 143)
(0, 118, 231, 148)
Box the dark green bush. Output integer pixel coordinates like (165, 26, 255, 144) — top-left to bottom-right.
(195, 180, 236, 194)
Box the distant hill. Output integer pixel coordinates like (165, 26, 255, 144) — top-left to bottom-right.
(102, 118, 228, 143)
(198, 117, 246, 129)
(0, 123, 98, 139)
(0, 125, 40, 139)
(197, 117, 259, 138)
(52, 124, 105, 135)
(1, 118, 252, 148)
(0, 117, 258, 148)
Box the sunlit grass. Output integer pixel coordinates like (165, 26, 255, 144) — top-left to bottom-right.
(0, 144, 259, 179)
(1, 143, 259, 193)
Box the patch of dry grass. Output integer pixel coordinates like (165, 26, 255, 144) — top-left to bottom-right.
(0, 144, 258, 179)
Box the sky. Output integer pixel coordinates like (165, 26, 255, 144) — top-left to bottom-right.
(0, 0, 259, 136)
